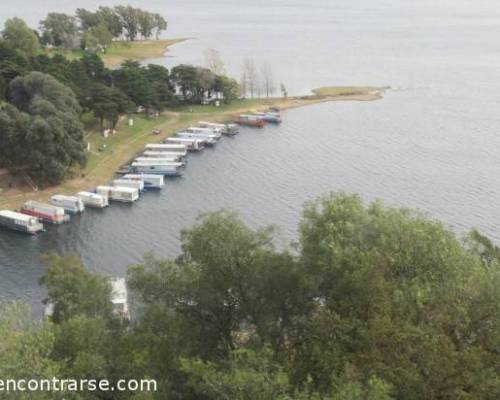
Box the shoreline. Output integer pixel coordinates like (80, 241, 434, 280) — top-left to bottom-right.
(45, 38, 189, 68)
(101, 38, 189, 68)
(0, 87, 387, 211)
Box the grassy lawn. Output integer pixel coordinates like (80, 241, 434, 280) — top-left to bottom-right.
(169, 98, 276, 114)
(101, 39, 187, 68)
(45, 39, 187, 68)
(83, 114, 171, 174)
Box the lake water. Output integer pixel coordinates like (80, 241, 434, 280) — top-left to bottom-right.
(1, 0, 500, 311)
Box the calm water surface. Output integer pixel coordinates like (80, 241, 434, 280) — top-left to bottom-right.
(1, 0, 500, 311)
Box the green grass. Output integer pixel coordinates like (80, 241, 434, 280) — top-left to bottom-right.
(83, 114, 170, 174)
(102, 39, 187, 68)
(170, 98, 275, 114)
(44, 39, 187, 68)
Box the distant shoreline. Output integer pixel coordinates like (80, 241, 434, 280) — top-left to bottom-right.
(45, 38, 189, 68)
(0, 87, 387, 211)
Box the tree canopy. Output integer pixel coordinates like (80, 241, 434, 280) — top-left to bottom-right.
(0, 72, 86, 183)
(1, 17, 40, 57)
(0, 13, 238, 185)
(1, 193, 496, 399)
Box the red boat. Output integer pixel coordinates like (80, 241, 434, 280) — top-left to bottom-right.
(238, 114, 266, 128)
(20, 201, 67, 224)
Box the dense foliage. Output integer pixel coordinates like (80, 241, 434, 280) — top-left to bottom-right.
(39, 6, 167, 51)
(1, 193, 498, 399)
(171, 64, 239, 104)
(0, 72, 86, 182)
(0, 10, 239, 185)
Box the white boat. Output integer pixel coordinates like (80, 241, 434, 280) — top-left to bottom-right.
(252, 112, 282, 123)
(142, 150, 187, 163)
(113, 178, 144, 192)
(177, 131, 218, 145)
(131, 162, 183, 176)
(96, 186, 139, 203)
(238, 114, 266, 127)
(110, 277, 130, 320)
(0, 210, 44, 234)
(135, 157, 186, 166)
(186, 126, 222, 139)
(50, 195, 85, 214)
(77, 192, 109, 208)
(181, 129, 219, 140)
(142, 151, 185, 161)
(199, 121, 239, 135)
(122, 174, 164, 189)
(145, 144, 188, 156)
(132, 159, 183, 167)
(165, 137, 205, 151)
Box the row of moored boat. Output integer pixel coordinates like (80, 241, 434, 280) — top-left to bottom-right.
(0, 118, 263, 235)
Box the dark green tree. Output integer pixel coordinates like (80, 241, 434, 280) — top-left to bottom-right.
(76, 8, 101, 31)
(114, 6, 140, 41)
(154, 14, 168, 40)
(39, 13, 79, 49)
(291, 193, 500, 398)
(88, 83, 133, 132)
(112, 61, 155, 113)
(39, 253, 113, 324)
(97, 7, 123, 39)
(2, 17, 40, 57)
(5, 71, 86, 183)
(214, 75, 240, 104)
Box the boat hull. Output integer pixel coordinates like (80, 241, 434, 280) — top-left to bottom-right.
(238, 119, 265, 128)
(20, 208, 66, 224)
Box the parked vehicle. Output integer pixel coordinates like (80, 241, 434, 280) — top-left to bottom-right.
(0, 210, 44, 234)
(96, 186, 139, 203)
(50, 195, 85, 214)
(77, 192, 109, 208)
(238, 114, 266, 127)
(20, 201, 67, 224)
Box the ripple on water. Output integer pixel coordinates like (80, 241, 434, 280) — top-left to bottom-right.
(1, 91, 500, 308)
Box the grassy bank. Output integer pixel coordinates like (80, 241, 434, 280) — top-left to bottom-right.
(312, 86, 387, 97)
(100, 39, 187, 68)
(46, 38, 187, 68)
(0, 87, 386, 210)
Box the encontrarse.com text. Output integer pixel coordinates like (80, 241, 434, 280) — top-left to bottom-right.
(0, 378, 157, 393)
